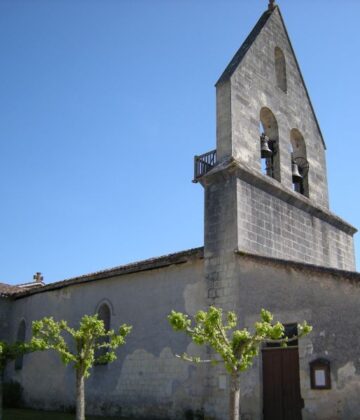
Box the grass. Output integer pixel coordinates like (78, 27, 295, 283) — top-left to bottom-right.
(3, 408, 130, 420)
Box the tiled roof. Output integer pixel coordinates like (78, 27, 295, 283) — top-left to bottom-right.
(4, 246, 359, 300)
(13, 247, 204, 299)
(0, 283, 22, 297)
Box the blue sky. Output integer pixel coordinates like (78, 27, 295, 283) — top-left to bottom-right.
(1, 0, 359, 285)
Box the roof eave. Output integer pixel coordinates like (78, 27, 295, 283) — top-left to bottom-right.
(13, 247, 204, 299)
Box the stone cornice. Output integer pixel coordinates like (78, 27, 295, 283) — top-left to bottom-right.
(199, 158, 357, 236)
(235, 250, 360, 282)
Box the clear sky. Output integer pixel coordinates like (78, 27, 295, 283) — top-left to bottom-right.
(1, 0, 360, 285)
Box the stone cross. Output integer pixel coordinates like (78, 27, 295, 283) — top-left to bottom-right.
(33, 272, 44, 283)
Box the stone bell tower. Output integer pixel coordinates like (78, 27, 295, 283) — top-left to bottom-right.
(193, 5, 357, 417)
(194, 2, 356, 272)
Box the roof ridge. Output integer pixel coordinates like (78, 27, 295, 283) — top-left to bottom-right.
(275, 7, 326, 149)
(13, 247, 204, 299)
(216, 8, 273, 86)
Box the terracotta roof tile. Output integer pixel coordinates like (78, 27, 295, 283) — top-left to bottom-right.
(14, 247, 204, 299)
(0, 283, 22, 297)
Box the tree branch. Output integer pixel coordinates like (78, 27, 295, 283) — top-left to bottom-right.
(175, 354, 220, 364)
(263, 334, 302, 345)
(216, 320, 230, 347)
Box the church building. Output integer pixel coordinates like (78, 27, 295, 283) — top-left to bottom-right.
(1, 2, 359, 419)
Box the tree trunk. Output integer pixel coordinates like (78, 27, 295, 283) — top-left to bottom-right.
(229, 372, 240, 420)
(76, 369, 85, 420)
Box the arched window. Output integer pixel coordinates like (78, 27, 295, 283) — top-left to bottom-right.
(15, 320, 26, 370)
(260, 107, 281, 182)
(275, 47, 287, 93)
(96, 303, 111, 364)
(290, 129, 309, 197)
(98, 303, 111, 331)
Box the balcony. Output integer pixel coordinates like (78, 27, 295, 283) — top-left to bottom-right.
(193, 149, 217, 182)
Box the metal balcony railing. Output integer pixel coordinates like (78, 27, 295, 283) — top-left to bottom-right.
(193, 149, 217, 182)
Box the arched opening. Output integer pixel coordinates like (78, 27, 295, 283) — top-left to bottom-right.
(275, 47, 287, 93)
(290, 129, 309, 197)
(98, 303, 111, 331)
(15, 320, 26, 370)
(260, 107, 281, 182)
(96, 303, 111, 364)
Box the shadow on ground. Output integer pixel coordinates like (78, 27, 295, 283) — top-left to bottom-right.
(4, 408, 131, 420)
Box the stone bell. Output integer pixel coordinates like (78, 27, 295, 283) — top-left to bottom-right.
(260, 134, 272, 158)
(292, 161, 302, 183)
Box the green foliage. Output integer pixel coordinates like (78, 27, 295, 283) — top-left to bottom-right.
(168, 306, 312, 374)
(0, 341, 31, 373)
(31, 314, 132, 378)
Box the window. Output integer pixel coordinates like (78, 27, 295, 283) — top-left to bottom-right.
(96, 303, 111, 364)
(15, 320, 26, 370)
(98, 303, 111, 331)
(260, 107, 281, 182)
(275, 47, 287, 92)
(290, 129, 309, 197)
(310, 359, 331, 390)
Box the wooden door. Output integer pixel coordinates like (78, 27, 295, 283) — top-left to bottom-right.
(262, 347, 303, 420)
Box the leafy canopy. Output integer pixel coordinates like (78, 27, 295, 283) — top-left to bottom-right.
(0, 340, 31, 372)
(168, 306, 312, 374)
(31, 314, 132, 378)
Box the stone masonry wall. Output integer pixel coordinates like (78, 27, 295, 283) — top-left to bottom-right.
(232, 255, 360, 420)
(0, 297, 11, 341)
(237, 178, 356, 270)
(202, 252, 360, 420)
(7, 256, 208, 419)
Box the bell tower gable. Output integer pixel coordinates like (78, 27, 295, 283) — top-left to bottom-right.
(215, 5, 328, 207)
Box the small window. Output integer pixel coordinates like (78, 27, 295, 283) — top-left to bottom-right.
(275, 47, 287, 93)
(96, 303, 111, 364)
(98, 303, 111, 331)
(310, 358, 331, 390)
(260, 107, 281, 182)
(15, 320, 26, 370)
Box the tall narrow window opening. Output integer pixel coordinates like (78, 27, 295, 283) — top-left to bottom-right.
(290, 129, 309, 197)
(260, 108, 281, 182)
(275, 47, 287, 93)
(15, 320, 26, 370)
(96, 303, 111, 364)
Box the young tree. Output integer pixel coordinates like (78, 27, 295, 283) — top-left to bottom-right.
(31, 314, 132, 420)
(0, 340, 30, 420)
(168, 306, 312, 420)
